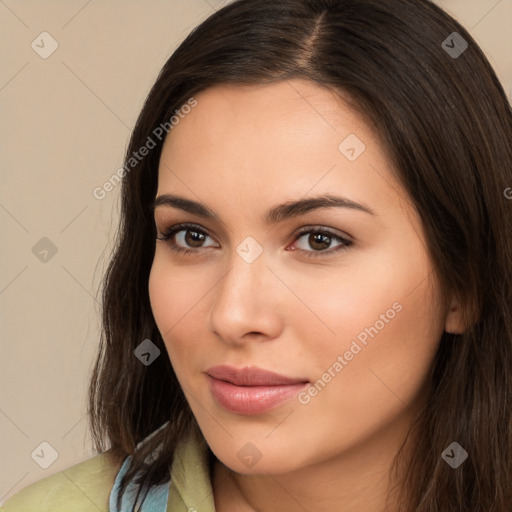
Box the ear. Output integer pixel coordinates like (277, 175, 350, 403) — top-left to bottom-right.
(444, 294, 467, 334)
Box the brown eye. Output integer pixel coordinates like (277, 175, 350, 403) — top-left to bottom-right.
(308, 232, 332, 251)
(291, 227, 353, 258)
(184, 229, 207, 248)
(156, 223, 219, 255)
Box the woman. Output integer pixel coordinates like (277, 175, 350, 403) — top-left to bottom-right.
(3, 0, 511, 510)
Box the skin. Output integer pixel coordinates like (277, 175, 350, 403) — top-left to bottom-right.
(148, 79, 466, 511)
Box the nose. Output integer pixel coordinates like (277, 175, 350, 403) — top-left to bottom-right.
(208, 246, 283, 346)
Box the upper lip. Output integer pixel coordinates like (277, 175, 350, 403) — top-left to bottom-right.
(206, 365, 309, 386)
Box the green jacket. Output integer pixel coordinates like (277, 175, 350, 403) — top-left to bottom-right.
(0, 430, 216, 511)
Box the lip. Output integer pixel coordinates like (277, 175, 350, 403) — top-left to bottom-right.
(206, 365, 309, 415)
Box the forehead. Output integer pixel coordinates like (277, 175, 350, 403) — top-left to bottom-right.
(152, 82, 434, 306)
(159, 80, 380, 183)
(165, 79, 366, 148)
(155, 79, 417, 231)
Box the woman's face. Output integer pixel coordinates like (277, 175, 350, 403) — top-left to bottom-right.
(149, 79, 458, 475)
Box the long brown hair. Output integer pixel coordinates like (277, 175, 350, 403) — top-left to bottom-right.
(88, 0, 512, 509)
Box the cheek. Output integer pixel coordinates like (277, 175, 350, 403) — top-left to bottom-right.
(307, 231, 441, 356)
(296, 268, 443, 438)
(148, 258, 177, 335)
(293, 241, 443, 417)
(148, 253, 207, 331)
(148, 254, 214, 369)
(277, 247, 429, 362)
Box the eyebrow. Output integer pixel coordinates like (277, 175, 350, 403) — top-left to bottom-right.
(152, 193, 376, 223)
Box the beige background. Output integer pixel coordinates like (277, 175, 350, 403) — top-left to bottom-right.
(0, 0, 510, 503)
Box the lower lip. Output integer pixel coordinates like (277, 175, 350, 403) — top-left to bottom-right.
(208, 376, 309, 415)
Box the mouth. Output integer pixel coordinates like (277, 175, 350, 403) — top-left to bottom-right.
(205, 365, 310, 415)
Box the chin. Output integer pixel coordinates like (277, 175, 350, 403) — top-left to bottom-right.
(204, 431, 311, 476)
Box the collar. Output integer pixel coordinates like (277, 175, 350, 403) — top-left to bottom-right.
(109, 425, 216, 512)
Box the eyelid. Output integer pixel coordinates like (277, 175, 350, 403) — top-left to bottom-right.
(292, 225, 353, 243)
(156, 222, 353, 257)
(156, 222, 219, 246)
(289, 226, 353, 256)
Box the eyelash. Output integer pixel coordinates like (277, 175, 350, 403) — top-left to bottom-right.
(156, 222, 353, 259)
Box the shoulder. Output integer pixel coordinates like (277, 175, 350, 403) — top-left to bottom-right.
(0, 452, 121, 512)
(169, 428, 216, 511)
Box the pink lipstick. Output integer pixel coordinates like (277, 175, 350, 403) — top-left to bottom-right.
(206, 365, 309, 415)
